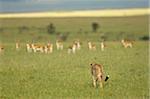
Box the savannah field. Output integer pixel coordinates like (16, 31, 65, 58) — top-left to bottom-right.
(0, 15, 149, 99)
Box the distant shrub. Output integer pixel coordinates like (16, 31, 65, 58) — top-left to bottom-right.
(18, 26, 29, 33)
(139, 36, 150, 41)
(47, 23, 56, 34)
(56, 32, 69, 41)
(100, 33, 107, 40)
(117, 32, 125, 40)
(91, 22, 100, 33)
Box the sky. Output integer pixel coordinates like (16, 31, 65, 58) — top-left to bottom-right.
(0, 0, 149, 12)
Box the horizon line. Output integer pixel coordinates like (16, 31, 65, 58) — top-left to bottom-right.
(0, 8, 149, 18)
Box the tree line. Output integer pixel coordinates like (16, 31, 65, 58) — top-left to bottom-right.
(47, 22, 100, 34)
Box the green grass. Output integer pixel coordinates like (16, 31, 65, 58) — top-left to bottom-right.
(0, 41, 149, 99)
(0, 15, 149, 99)
(0, 15, 149, 42)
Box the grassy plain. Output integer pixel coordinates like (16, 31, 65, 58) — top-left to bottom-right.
(0, 15, 149, 99)
(0, 15, 149, 42)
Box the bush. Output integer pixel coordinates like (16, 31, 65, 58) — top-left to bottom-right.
(47, 23, 56, 34)
(139, 36, 150, 41)
(92, 22, 100, 33)
(18, 26, 29, 33)
(56, 32, 69, 41)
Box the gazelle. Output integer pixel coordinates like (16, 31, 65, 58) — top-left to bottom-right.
(121, 39, 133, 48)
(56, 40, 63, 50)
(32, 44, 45, 53)
(100, 41, 106, 51)
(26, 43, 33, 53)
(45, 43, 53, 53)
(68, 44, 76, 54)
(74, 40, 81, 50)
(90, 63, 109, 88)
(16, 42, 20, 51)
(88, 42, 96, 50)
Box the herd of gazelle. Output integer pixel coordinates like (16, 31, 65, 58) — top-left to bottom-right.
(26, 43, 53, 53)
(0, 39, 133, 89)
(0, 39, 133, 54)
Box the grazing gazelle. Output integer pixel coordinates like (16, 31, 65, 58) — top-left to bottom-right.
(56, 40, 63, 50)
(68, 44, 76, 54)
(90, 63, 109, 88)
(0, 45, 4, 53)
(88, 42, 96, 50)
(32, 44, 45, 53)
(121, 39, 133, 48)
(26, 43, 33, 53)
(74, 40, 81, 50)
(16, 42, 20, 51)
(45, 43, 53, 53)
(100, 41, 106, 51)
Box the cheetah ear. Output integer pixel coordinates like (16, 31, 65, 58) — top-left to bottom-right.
(90, 63, 93, 66)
